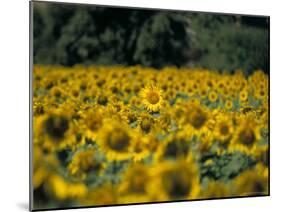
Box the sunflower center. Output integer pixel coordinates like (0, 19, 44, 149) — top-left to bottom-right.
(190, 111, 207, 129)
(220, 124, 229, 135)
(108, 130, 130, 152)
(253, 180, 266, 193)
(260, 91, 265, 97)
(164, 140, 190, 159)
(163, 172, 191, 199)
(87, 115, 102, 131)
(134, 142, 144, 153)
(147, 91, 160, 104)
(45, 115, 69, 140)
(238, 129, 256, 147)
(140, 119, 152, 133)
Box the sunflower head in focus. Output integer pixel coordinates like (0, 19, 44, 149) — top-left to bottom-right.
(140, 85, 164, 112)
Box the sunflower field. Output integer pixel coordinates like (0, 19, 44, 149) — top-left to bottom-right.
(32, 65, 269, 209)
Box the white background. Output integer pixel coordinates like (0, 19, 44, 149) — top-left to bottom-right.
(0, 0, 279, 211)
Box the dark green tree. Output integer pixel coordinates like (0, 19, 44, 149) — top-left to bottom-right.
(33, 2, 196, 68)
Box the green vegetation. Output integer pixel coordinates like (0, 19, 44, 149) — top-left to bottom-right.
(33, 2, 269, 74)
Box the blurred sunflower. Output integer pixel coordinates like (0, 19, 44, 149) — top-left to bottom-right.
(97, 120, 133, 161)
(34, 109, 75, 151)
(45, 174, 87, 201)
(118, 163, 151, 203)
(68, 148, 105, 180)
(155, 132, 192, 161)
(137, 113, 155, 134)
(230, 117, 261, 154)
(131, 133, 150, 162)
(182, 102, 209, 135)
(232, 165, 268, 196)
(200, 181, 230, 199)
(80, 106, 104, 141)
(208, 91, 218, 103)
(80, 184, 118, 206)
(148, 160, 200, 201)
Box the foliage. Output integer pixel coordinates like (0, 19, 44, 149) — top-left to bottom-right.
(33, 2, 269, 74)
(33, 3, 195, 68)
(189, 13, 269, 74)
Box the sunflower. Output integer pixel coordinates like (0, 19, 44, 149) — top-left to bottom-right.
(239, 89, 248, 102)
(255, 88, 267, 101)
(81, 106, 104, 141)
(97, 120, 133, 161)
(129, 96, 142, 108)
(34, 109, 75, 151)
(208, 90, 218, 103)
(131, 133, 150, 162)
(157, 110, 173, 132)
(225, 99, 233, 110)
(230, 117, 261, 154)
(45, 174, 87, 201)
(118, 163, 151, 203)
(200, 181, 230, 199)
(50, 86, 64, 99)
(125, 110, 138, 124)
(232, 165, 268, 196)
(185, 81, 196, 97)
(137, 113, 155, 134)
(182, 102, 209, 134)
(97, 93, 108, 106)
(140, 85, 164, 112)
(148, 160, 200, 201)
(69, 85, 81, 99)
(198, 86, 208, 98)
(80, 184, 118, 206)
(33, 100, 46, 116)
(155, 132, 192, 162)
(68, 148, 105, 180)
(197, 130, 214, 155)
(253, 145, 269, 167)
(214, 114, 234, 144)
(33, 145, 59, 189)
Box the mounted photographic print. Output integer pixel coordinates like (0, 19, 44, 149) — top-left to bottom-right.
(30, 0, 269, 211)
